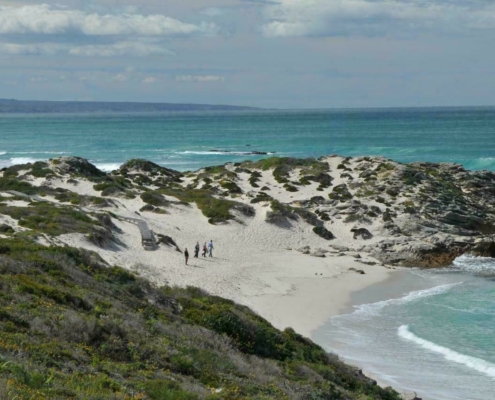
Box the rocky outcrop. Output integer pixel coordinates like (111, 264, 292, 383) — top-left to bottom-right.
(471, 241, 495, 258)
(51, 157, 105, 177)
(370, 236, 483, 268)
(118, 159, 183, 185)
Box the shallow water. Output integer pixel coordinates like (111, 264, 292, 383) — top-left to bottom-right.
(313, 256, 495, 400)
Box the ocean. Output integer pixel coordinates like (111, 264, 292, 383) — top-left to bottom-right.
(1, 107, 495, 172)
(1, 106, 495, 398)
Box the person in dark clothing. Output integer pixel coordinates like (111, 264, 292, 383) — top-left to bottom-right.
(194, 242, 200, 258)
(202, 242, 207, 257)
(184, 248, 189, 265)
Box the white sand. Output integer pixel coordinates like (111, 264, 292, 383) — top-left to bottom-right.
(11, 156, 398, 339)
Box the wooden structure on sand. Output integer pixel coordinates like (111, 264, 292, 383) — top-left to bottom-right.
(121, 217, 157, 251)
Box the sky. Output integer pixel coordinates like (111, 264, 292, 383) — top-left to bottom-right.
(1, 0, 495, 108)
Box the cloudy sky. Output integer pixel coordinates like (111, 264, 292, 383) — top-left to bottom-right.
(1, 0, 495, 108)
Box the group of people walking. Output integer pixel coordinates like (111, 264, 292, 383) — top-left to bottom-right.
(184, 240, 213, 265)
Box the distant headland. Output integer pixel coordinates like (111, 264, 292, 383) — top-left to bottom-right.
(0, 98, 261, 113)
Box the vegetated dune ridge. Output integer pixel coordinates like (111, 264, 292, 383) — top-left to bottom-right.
(0, 155, 494, 399)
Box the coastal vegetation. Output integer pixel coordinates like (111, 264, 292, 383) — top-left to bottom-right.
(0, 237, 400, 399)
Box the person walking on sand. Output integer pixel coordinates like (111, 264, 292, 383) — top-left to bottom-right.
(194, 242, 200, 258)
(184, 248, 189, 265)
(202, 242, 207, 257)
(208, 240, 214, 257)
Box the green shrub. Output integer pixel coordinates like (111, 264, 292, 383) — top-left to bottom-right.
(141, 191, 169, 207)
(161, 188, 251, 224)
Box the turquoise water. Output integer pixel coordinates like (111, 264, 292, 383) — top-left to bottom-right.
(313, 256, 495, 399)
(1, 107, 495, 171)
(1, 107, 495, 398)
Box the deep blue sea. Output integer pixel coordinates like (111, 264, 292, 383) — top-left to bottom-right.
(1, 107, 495, 399)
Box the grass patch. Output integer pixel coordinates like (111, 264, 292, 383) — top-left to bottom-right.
(0, 203, 100, 236)
(161, 188, 253, 224)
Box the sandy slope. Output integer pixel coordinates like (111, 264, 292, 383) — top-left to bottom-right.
(0, 155, 400, 339)
(15, 155, 392, 338)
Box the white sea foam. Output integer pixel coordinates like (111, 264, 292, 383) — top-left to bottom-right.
(453, 254, 495, 274)
(93, 163, 122, 172)
(398, 325, 495, 379)
(465, 157, 495, 170)
(0, 151, 6, 156)
(10, 157, 40, 165)
(351, 283, 462, 317)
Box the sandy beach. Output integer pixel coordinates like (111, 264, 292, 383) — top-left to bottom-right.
(0, 155, 397, 340)
(56, 187, 394, 339)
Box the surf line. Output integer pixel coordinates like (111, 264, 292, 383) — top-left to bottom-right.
(398, 325, 495, 379)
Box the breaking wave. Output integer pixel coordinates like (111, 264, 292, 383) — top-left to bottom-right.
(350, 283, 462, 318)
(398, 325, 495, 379)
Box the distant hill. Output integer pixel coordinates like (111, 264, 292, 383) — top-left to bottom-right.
(0, 99, 260, 113)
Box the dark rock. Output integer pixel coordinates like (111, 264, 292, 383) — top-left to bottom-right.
(311, 196, 326, 204)
(383, 222, 401, 235)
(472, 241, 495, 258)
(351, 227, 373, 240)
(306, 172, 333, 187)
(157, 234, 182, 252)
(340, 173, 353, 180)
(0, 224, 13, 233)
(382, 210, 394, 222)
(297, 246, 311, 254)
(294, 209, 323, 227)
(331, 245, 349, 252)
(329, 184, 353, 202)
(370, 205, 382, 215)
(439, 211, 493, 232)
(87, 226, 114, 248)
(266, 210, 296, 226)
(385, 187, 400, 197)
(313, 227, 335, 240)
(233, 203, 256, 217)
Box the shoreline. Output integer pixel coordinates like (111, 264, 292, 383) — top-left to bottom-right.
(244, 254, 394, 338)
(311, 269, 425, 398)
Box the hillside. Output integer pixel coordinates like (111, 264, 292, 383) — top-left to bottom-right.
(0, 157, 403, 399)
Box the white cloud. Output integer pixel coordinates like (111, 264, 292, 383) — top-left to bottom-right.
(0, 42, 63, 55)
(0, 40, 172, 57)
(176, 75, 225, 82)
(142, 76, 157, 84)
(113, 74, 129, 82)
(261, 0, 495, 38)
(0, 4, 219, 36)
(69, 41, 172, 57)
